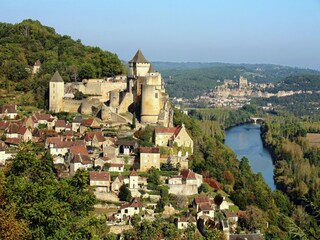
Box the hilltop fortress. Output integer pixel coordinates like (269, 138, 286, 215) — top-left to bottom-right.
(49, 50, 173, 127)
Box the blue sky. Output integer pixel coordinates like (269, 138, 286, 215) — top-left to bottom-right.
(1, 0, 320, 69)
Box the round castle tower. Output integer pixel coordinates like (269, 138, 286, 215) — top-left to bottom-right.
(141, 84, 161, 124)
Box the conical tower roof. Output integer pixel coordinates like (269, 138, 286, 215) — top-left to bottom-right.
(129, 49, 149, 63)
(50, 70, 64, 82)
(148, 64, 155, 73)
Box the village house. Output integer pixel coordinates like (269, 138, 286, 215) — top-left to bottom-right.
(69, 145, 93, 175)
(72, 115, 83, 132)
(168, 169, 203, 196)
(109, 163, 124, 172)
(139, 147, 160, 172)
(55, 120, 66, 132)
(111, 175, 124, 192)
(46, 137, 86, 157)
(175, 215, 197, 230)
(84, 131, 105, 148)
(89, 171, 111, 192)
(0, 143, 13, 165)
(116, 139, 138, 155)
(31, 113, 56, 128)
(79, 118, 101, 134)
(129, 170, 139, 189)
(0, 105, 18, 119)
(154, 124, 193, 153)
(193, 196, 215, 219)
(94, 156, 110, 169)
(102, 137, 118, 159)
(115, 198, 145, 221)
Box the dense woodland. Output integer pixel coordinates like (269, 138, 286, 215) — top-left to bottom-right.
(261, 115, 320, 239)
(0, 143, 108, 239)
(0, 19, 125, 108)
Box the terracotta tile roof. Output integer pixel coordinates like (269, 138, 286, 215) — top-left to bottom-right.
(181, 169, 196, 180)
(199, 203, 213, 211)
(0, 121, 10, 130)
(0, 105, 17, 114)
(129, 170, 138, 177)
(120, 197, 143, 209)
(179, 215, 196, 223)
(194, 196, 211, 205)
(5, 138, 21, 145)
(81, 118, 94, 127)
(224, 211, 238, 218)
(33, 113, 52, 121)
(70, 145, 88, 156)
(7, 123, 21, 134)
(85, 131, 105, 142)
(89, 171, 110, 181)
(73, 153, 92, 165)
(154, 127, 177, 134)
(55, 120, 66, 128)
(17, 127, 27, 135)
(140, 147, 160, 154)
(110, 163, 124, 167)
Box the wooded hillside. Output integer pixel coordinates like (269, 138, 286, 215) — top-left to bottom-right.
(0, 19, 125, 108)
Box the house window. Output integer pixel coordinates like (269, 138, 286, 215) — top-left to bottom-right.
(125, 209, 128, 213)
(135, 207, 138, 210)
(155, 93, 158, 98)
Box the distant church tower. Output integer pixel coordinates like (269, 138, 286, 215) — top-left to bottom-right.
(49, 71, 64, 112)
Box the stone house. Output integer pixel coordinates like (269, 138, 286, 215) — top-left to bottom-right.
(109, 163, 124, 172)
(0, 105, 18, 119)
(175, 215, 197, 230)
(111, 175, 124, 192)
(72, 115, 83, 132)
(89, 171, 111, 192)
(168, 169, 203, 196)
(154, 124, 193, 153)
(193, 196, 215, 219)
(139, 147, 160, 172)
(94, 156, 110, 169)
(69, 145, 93, 175)
(129, 170, 139, 189)
(55, 120, 66, 133)
(115, 198, 145, 221)
(84, 131, 105, 148)
(116, 139, 138, 155)
(80, 118, 101, 134)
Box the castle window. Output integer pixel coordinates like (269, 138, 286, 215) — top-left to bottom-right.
(53, 84, 55, 87)
(155, 93, 158, 98)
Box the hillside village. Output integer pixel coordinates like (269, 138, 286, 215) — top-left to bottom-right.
(0, 50, 264, 240)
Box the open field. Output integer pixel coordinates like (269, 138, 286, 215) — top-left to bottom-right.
(306, 133, 320, 147)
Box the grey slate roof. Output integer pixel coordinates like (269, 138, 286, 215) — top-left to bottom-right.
(50, 71, 64, 82)
(148, 64, 155, 73)
(129, 49, 149, 63)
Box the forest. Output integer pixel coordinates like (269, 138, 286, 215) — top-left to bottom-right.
(0, 19, 125, 109)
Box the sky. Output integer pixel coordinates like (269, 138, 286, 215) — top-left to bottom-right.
(0, 0, 320, 70)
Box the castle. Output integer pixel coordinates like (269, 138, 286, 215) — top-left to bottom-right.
(49, 50, 173, 127)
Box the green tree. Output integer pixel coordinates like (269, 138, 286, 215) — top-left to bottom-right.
(119, 184, 132, 202)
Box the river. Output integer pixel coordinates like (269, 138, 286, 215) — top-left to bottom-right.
(224, 123, 276, 190)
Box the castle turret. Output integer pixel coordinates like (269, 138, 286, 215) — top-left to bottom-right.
(49, 71, 64, 112)
(141, 84, 161, 124)
(128, 50, 150, 77)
